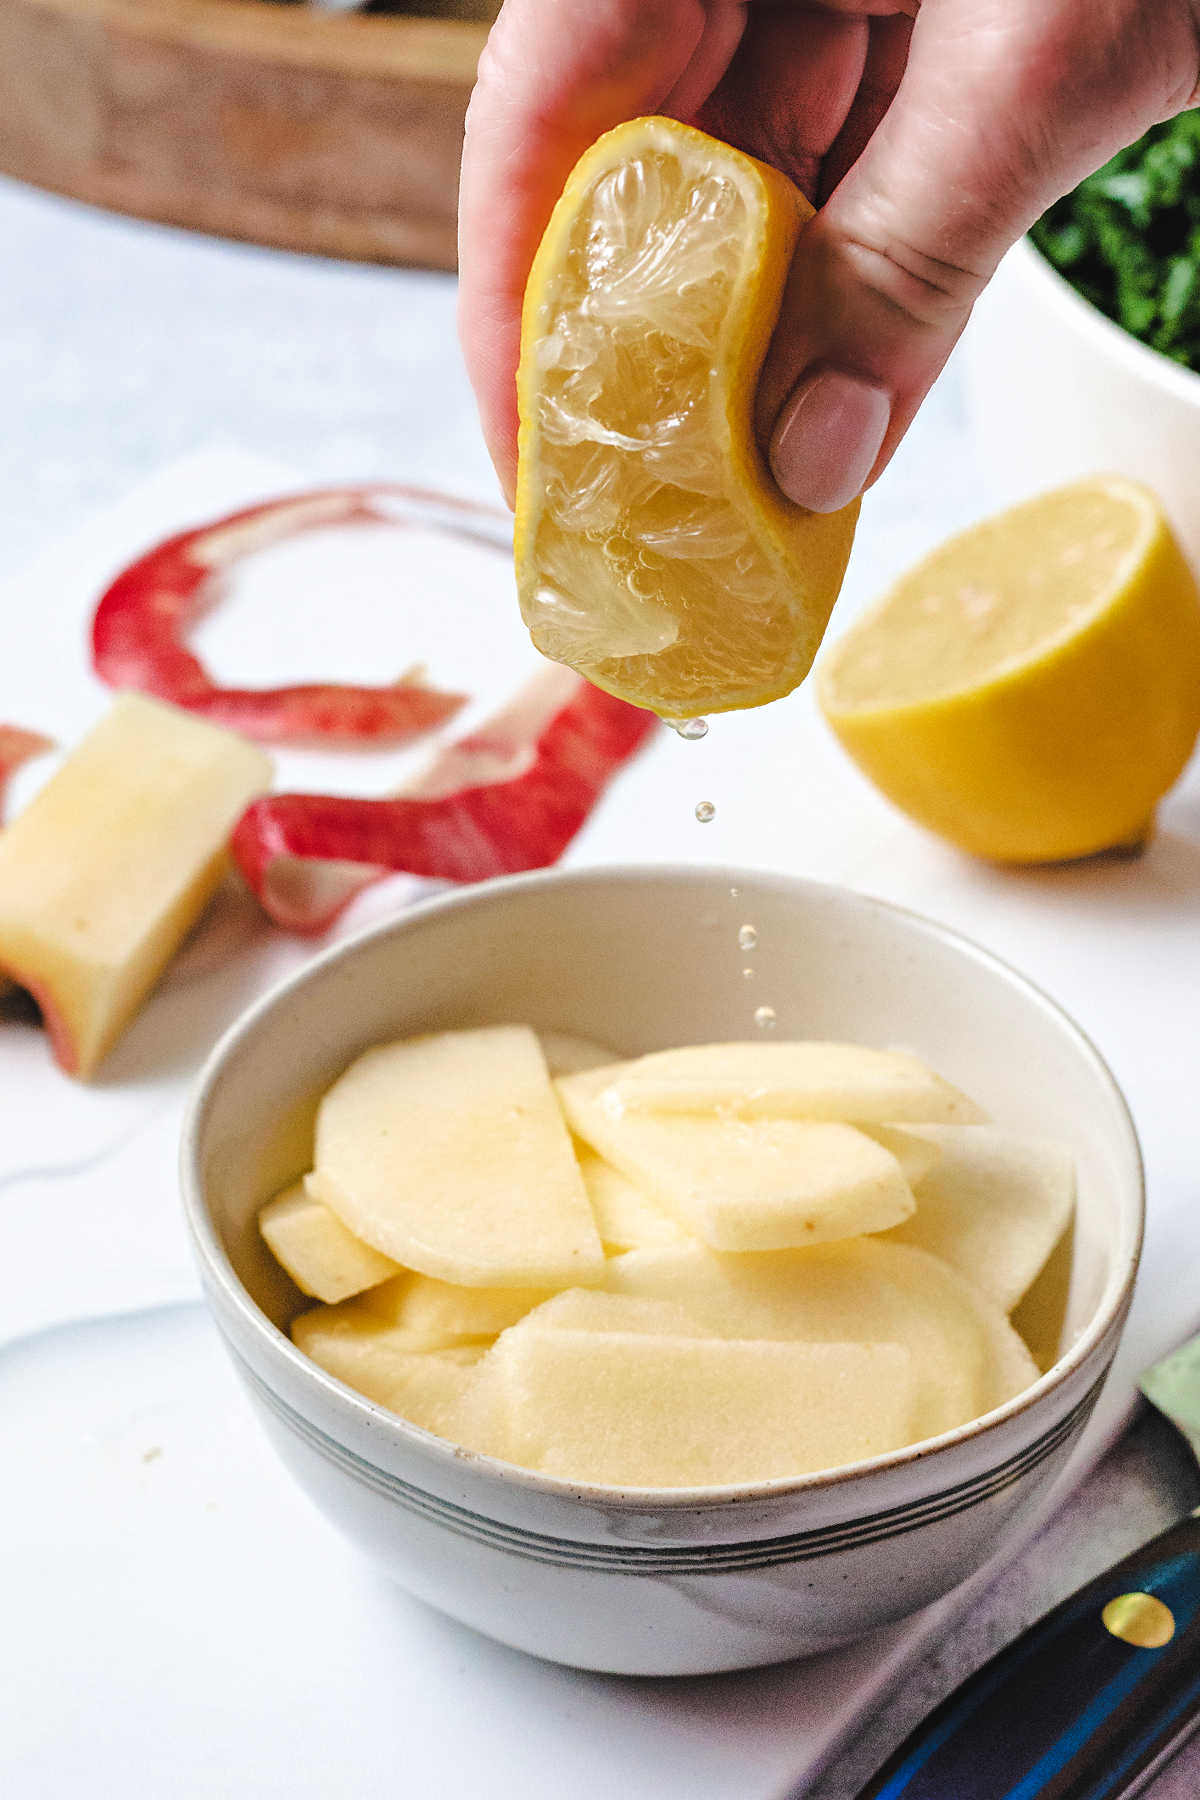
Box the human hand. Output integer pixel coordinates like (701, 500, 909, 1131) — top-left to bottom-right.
(458, 0, 1200, 511)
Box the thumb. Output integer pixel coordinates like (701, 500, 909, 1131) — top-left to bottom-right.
(759, 0, 1200, 513)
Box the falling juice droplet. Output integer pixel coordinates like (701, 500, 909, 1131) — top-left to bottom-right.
(754, 1005, 777, 1031)
(738, 924, 758, 952)
(670, 716, 709, 741)
(729, 886, 740, 900)
(742, 966, 755, 982)
(694, 800, 716, 823)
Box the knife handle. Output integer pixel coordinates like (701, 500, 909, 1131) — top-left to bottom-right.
(854, 1513, 1200, 1799)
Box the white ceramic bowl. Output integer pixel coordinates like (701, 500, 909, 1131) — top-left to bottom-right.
(182, 867, 1142, 1676)
(963, 235, 1200, 570)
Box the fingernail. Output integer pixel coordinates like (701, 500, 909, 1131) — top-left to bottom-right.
(769, 368, 891, 512)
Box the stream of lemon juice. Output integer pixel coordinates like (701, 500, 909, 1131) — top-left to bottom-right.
(667, 721, 776, 1031)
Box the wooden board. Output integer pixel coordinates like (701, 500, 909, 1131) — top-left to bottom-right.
(0, 0, 498, 268)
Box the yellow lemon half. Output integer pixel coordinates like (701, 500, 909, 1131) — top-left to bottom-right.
(514, 115, 859, 720)
(818, 478, 1200, 863)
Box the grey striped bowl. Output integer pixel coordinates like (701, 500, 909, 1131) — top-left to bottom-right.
(181, 867, 1142, 1675)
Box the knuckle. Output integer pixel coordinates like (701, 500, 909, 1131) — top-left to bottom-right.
(835, 228, 987, 329)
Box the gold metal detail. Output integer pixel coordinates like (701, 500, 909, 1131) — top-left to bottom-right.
(1101, 1593, 1175, 1649)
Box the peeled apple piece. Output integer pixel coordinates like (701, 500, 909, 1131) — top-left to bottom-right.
(604, 1240, 998, 1440)
(434, 1287, 714, 1459)
(465, 1328, 915, 1486)
(875, 1241, 1040, 1415)
(289, 1282, 436, 1356)
(0, 724, 51, 814)
(599, 1041, 986, 1124)
(291, 1305, 483, 1432)
(313, 1025, 605, 1288)
(514, 1287, 713, 1336)
(287, 1270, 537, 1367)
(576, 1145, 693, 1250)
(612, 1237, 1039, 1425)
(258, 1182, 400, 1303)
(0, 693, 272, 1077)
(354, 1267, 553, 1346)
(860, 1124, 942, 1188)
(257, 1023, 1057, 1485)
(885, 1126, 1075, 1314)
(559, 1068, 915, 1251)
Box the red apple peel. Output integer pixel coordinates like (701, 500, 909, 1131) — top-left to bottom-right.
(233, 667, 656, 933)
(91, 488, 475, 746)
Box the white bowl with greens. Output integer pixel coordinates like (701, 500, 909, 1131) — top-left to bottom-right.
(963, 114, 1200, 569)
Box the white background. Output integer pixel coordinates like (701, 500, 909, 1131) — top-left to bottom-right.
(2, 171, 1199, 1797)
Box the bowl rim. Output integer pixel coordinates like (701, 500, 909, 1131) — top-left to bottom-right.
(181, 863, 1144, 1513)
(1014, 232, 1200, 405)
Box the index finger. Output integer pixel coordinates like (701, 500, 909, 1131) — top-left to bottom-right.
(456, 0, 719, 500)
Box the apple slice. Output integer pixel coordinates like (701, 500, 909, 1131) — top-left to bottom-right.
(449, 1288, 714, 1457)
(605, 1238, 1038, 1430)
(602, 1240, 985, 1439)
(314, 1025, 605, 1288)
(285, 1269, 541, 1367)
(876, 1241, 1040, 1415)
(349, 1266, 553, 1345)
(559, 1067, 915, 1251)
(886, 1127, 1075, 1313)
(258, 1181, 400, 1303)
(461, 1328, 914, 1486)
(576, 1146, 693, 1251)
(860, 1124, 942, 1188)
(598, 1041, 986, 1123)
(0, 693, 272, 1076)
(516, 1287, 713, 1336)
(291, 1303, 483, 1432)
(0, 724, 52, 815)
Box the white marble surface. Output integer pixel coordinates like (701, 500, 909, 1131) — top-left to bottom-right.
(0, 177, 496, 582)
(2, 171, 1200, 1796)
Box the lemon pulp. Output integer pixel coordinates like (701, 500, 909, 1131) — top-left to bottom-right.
(515, 116, 858, 718)
(828, 484, 1152, 707)
(819, 478, 1200, 862)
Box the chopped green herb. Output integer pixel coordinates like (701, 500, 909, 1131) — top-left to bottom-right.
(1030, 110, 1200, 373)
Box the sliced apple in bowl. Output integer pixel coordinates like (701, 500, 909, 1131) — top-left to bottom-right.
(257, 1025, 1064, 1489)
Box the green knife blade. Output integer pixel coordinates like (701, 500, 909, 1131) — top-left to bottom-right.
(853, 1326, 1200, 1798)
(1140, 1331, 1200, 1469)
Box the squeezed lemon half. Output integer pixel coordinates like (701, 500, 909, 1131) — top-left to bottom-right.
(514, 115, 859, 719)
(818, 478, 1200, 863)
